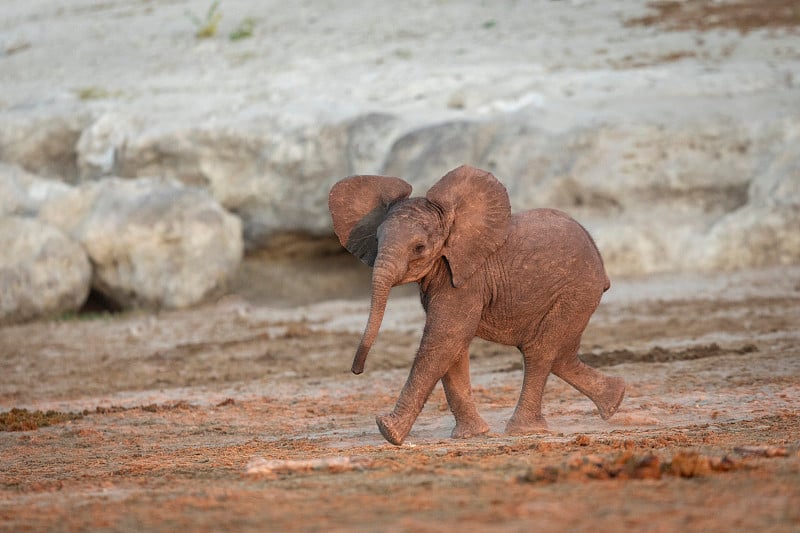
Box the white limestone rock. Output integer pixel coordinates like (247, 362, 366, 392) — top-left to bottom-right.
(0, 216, 91, 323)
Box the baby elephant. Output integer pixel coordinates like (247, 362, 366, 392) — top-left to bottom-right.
(328, 165, 624, 445)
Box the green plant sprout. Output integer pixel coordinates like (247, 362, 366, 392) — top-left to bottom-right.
(230, 17, 255, 41)
(187, 1, 222, 39)
(73, 87, 122, 100)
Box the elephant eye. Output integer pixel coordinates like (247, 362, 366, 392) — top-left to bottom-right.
(413, 243, 426, 255)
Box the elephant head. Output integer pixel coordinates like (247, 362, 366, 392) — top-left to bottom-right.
(329, 165, 511, 374)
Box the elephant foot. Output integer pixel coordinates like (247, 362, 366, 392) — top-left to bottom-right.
(376, 414, 407, 446)
(505, 415, 549, 436)
(451, 418, 490, 440)
(595, 377, 626, 420)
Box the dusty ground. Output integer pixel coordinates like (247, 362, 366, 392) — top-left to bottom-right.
(1, 263, 799, 532)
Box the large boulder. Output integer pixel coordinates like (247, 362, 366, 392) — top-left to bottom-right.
(699, 130, 800, 271)
(40, 177, 244, 309)
(377, 115, 798, 275)
(0, 216, 91, 323)
(700, 205, 800, 271)
(108, 115, 400, 248)
(0, 111, 87, 182)
(0, 162, 73, 217)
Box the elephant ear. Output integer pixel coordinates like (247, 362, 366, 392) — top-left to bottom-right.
(426, 165, 511, 287)
(329, 175, 413, 266)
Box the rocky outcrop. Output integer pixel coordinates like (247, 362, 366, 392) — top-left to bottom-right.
(0, 163, 244, 318)
(0, 111, 87, 182)
(381, 115, 800, 275)
(0, 162, 72, 216)
(0, 216, 91, 323)
(39, 177, 244, 309)
(2, 104, 799, 284)
(105, 113, 398, 249)
(63, 111, 797, 276)
(699, 129, 800, 271)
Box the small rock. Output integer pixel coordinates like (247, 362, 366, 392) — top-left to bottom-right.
(574, 434, 592, 446)
(518, 465, 560, 484)
(709, 456, 738, 472)
(733, 446, 788, 458)
(629, 453, 662, 480)
(76, 111, 135, 180)
(669, 451, 712, 478)
(245, 456, 373, 477)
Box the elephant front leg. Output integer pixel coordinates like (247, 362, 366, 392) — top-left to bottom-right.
(376, 356, 444, 445)
(377, 347, 486, 444)
(377, 293, 483, 445)
(442, 348, 489, 439)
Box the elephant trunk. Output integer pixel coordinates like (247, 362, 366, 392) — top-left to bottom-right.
(351, 258, 398, 374)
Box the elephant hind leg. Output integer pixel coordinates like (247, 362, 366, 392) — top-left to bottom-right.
(505, 323, 565, 435)
(541, 288, 624, 420)
(551, 356, 625, 420)
(505, 344, 553, 435)
(506, 304, 585, 435)
(442, 348, 489, 439)
(505, 291, 623, 435)
(506, 296, 592, 435)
